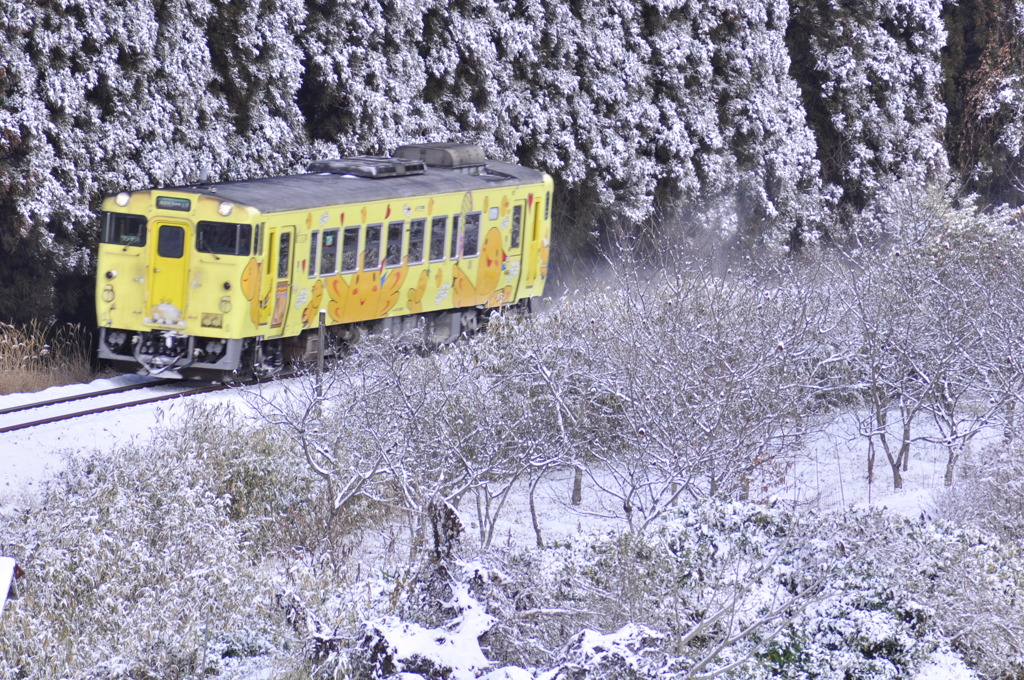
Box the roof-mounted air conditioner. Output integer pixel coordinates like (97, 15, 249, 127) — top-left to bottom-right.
(308, 156, 426, 179)
(393, 144, 487, 174)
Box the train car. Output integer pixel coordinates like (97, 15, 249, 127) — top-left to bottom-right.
(95, 143, 552, 379)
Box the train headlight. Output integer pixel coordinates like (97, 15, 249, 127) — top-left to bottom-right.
(219, 296, 232, 313)
(115, 192, 130, 207)
(201, 313, 223, 329)
(106, 330, 128, 350)
(218, 201, 233, 217)
(105, 270, 117, 279)
(102, 285, 115, 303)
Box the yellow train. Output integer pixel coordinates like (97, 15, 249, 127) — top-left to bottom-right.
(96, 143, 553, 379)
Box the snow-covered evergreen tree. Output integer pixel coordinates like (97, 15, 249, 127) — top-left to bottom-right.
(945, 0, 1024, 205)
(0, 0, 1018, 322)
(787, 0, 949, 228)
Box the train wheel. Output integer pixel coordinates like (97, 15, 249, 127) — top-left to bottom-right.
(251, 338, 284, 378)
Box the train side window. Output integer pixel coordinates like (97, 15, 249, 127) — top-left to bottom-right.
(102, 213, 147, 247)
(320, 228, 339, 275)
(341, 226, 360, 273)
(157, 225, 185, 258)
(511, 205, 522, 249)
(450, 215, 461, 259)
(309, 231, 319, 277)
(197, 221, 252, 256)
(408, 218, 426, 265)
(254, 223, 264, 255)
(545, 192, 551, 220)
(429, 216, 448, 262)
(462, 212, 481, 258)
(277, 233, 291, 279)
(385, 220, 404, 267)
(364, 223, 382, 270)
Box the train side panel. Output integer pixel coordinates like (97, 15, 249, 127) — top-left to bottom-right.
(275, 179, 551, 344)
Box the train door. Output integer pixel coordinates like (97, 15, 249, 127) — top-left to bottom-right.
(146, 221, 190, 328)
(266, 226, 295, 338)
(505, 199, 527, 299)
(516, 196, 544, 296)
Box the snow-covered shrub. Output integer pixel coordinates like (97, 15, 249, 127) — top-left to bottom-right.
(541, 624, 668, 680)
(0, 405, 309, 678)
(362, 563, 499, 680)
(935, 438, 1024, 545)
(457, 501, 1024, 679)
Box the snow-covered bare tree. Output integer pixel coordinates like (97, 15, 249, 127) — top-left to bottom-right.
(829, 183, 1024, 490)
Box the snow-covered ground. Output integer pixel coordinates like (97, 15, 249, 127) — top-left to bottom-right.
(0, 376, 238, 498)
(775, 411, 996, 517)
(0, 377, 984, 679)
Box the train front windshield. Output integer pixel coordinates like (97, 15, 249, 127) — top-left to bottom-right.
(102, 212, 147, 247)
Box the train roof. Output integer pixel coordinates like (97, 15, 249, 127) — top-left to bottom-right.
(144, 158, 547, 215)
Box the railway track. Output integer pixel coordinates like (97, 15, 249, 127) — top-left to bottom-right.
(0, 380, 230, 434)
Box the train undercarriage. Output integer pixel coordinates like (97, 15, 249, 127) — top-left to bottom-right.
(98, 302, 531, 381)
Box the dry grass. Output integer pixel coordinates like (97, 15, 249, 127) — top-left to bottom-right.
(0, 321, 93, 395)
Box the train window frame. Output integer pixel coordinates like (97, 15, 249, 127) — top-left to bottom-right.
(320, 228, 340, 276)
(511, 204, 523, 249)
(429, 216, 448, 262)
(364, 223, 382, 271)
(308, 230, 319, 277)
(341, 225, 360, 273)
(196, 221, 252, 256)
(462, 212, 481, 258)
(157, 225, 185, 259)
(385, 220, 404, 268)
(408, 218, 426, 265)
(102, 212, 147, 247)
(277, 232, 291, 279)
(450, 214, 461, 260)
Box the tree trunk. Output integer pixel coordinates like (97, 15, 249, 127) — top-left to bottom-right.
(570, 466, 583, 506)
(900, 421, 911, 472)
(1004, 399, 1015, 443)
(530, 476, 545, 549)
(943, 442, 963, 487)
(889, 459, 903, 490)
(867, 439, 876, 485)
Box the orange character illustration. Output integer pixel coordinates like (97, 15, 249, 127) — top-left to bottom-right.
(241, 258, 263, 324)
(453, 265, 475, 308)
(452, 228, 512, 308)
(526, 235, 550, 286)
(326, 257, 410, 323)
(301, 279, 324, 327)
(407, 270, 429, 314)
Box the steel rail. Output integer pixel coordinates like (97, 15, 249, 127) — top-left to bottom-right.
(0, 379, 178, 418)
(0, 383, 228, 434)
